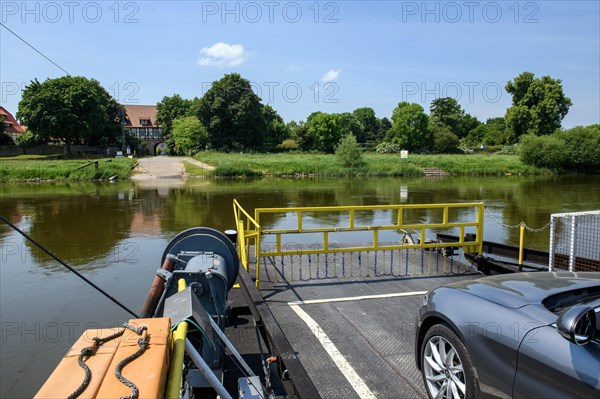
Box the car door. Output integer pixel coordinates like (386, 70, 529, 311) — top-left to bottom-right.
(513, 325, 600, 398)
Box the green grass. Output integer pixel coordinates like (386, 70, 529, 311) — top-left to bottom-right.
(0, 154, 64, 160)
(0, 152, 546, 181)
(183, 161, 211, 177)
(194, 151, 548, 177)
(0, 158, 136, 182)
(398, 154, 548, 175)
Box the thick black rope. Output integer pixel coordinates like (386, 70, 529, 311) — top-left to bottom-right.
(68, 323, 148, 399)
(114, 325, 149, 399)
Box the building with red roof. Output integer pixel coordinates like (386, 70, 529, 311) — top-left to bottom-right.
(0, 106, 26, 143)
(123, 104, 162, 140)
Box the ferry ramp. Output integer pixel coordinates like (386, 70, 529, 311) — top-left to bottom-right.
(233, 201, 484, 398)
(257, 270, 480, 398)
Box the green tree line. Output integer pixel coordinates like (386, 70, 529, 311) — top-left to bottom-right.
(12, 72, 599, 171)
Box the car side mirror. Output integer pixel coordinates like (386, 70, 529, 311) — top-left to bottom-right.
(557, 305, 596, 345)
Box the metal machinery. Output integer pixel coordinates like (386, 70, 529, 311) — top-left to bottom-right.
(142, 227, 265, 399)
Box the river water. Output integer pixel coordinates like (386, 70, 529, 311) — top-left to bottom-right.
(0, 175, 598, 398)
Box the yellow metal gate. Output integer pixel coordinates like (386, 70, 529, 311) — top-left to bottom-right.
(234, 200, 484, 288)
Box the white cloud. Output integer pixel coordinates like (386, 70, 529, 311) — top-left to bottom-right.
(198, 42, 246, 68)
(321, 69, 341, 81)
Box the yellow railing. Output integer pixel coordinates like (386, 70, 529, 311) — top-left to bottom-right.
(234, 201, 484, 288)
(233, 200, 261, 283)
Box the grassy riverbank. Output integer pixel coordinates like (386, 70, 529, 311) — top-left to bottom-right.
(193, 152, 548, 177)
(1, 153, 549, 182)
(0, 157, 135, 182)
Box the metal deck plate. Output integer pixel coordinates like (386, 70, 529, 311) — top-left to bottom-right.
(259, 271, 481, 398)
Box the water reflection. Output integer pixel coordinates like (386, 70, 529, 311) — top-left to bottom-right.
(1, 175, 598, 266)
(26, 195, 134, 269)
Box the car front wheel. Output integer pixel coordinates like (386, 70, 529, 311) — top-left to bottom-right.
(421, 324, 478, 399)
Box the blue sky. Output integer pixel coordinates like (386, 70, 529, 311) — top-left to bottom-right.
(1, 1, 599, 127)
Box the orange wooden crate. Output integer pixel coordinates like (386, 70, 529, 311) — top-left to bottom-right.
(35, 327, 123, 399)
(35, 318, 171, 399)
(95, 318, 171, 399)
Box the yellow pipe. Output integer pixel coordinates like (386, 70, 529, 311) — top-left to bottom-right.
(166, 279, 189, 399)
(519, 224, 525, 271)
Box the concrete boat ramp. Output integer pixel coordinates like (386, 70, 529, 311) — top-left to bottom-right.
(230, 250, 481, 398)
(132, 156, 213, 180)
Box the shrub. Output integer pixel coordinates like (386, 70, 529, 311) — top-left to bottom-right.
(16, 131, 44, 147)
(375, 141, 402, 154)
(556, 125, 600, 170)
(433, 128, 461, 153)
(172, 116, 208, 156)
(336, 134, 364, 168)
(496, 145, 518, 155)
(518, 134, 566, 170)
(518, 125, 600, 171)
(278, 139, 299, 150)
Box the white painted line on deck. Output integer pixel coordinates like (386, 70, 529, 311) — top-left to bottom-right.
(289, 304, 377, 399)
(288, 290, 427, 306)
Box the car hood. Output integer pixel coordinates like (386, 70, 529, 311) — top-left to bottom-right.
(446, 272, 600, 309)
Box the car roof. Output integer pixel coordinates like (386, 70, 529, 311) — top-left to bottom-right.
(446, 272, 600, 308)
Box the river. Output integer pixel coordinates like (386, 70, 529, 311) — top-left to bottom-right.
(1, 175, 598, 398)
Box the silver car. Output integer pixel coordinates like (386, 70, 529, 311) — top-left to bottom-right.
(415, 272, 600, 399)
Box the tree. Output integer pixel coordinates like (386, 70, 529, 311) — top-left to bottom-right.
(156, 94, 195, 138)
(352, 107, 379, 143)
(464, 117, 507, 147)
(504, 105, 531, 143)
(338, 113, 364, 140)
(484, 117, 507, 144)
(17, 76, 121, 154)
(171, 116, 208, 156)
(430, 98, 463, 134)
(458, 113, 481, 138)
(505, 72, 572, 143)
(377, 117, 392, 141)
(387, 102, 431, 152)
(336, 134, 364, 168)
(263, 105, 290, 149)
(430, 98, 481, 139)
(306, 112, 342, 153)
(16, 130, 43, 148)
(289, 120, 310, 150)
(117, 131, 143, 155)
(197, 73, 267, 150)
(432, 125, 461, 153)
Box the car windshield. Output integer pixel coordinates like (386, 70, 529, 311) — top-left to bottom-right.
(543, 286, 600, 314)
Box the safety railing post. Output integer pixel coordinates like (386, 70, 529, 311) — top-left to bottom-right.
(519, 223, 525, 272)
(477, 203, 484, 255)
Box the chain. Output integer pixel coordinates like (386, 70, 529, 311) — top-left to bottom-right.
(484, 207, 552, 232)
